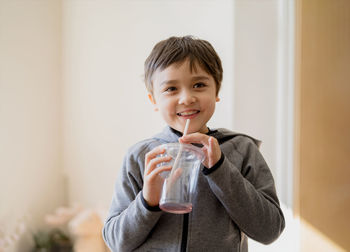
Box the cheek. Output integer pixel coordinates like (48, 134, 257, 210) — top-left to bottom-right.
(202, 99, 217, 120)
(202, 96, 217, 110)
(158, 98, 175, 114)
(207, 102, 216, 115)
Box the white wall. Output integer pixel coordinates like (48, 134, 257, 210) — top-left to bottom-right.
(0, 1, 66, 251)
(62, 0, 235, 208)
(234, 0, 279, 178)
(233, 0, 294, 206)
(233, 1, 296, 250)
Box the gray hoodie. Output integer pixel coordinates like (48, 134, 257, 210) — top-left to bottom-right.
(103, 127, 285, 251)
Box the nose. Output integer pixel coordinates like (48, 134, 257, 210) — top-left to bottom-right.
(178, 90, 196, 105)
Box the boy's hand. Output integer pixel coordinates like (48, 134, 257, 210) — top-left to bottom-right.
(179, 133, 221, 168)
(143, 147, 172, 207)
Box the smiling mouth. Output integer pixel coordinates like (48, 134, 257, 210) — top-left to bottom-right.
(177, 110, 200, 116)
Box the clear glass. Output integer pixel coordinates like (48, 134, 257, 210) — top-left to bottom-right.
(158, 143, 204, 214)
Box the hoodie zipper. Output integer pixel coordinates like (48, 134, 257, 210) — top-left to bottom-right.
(180, 213, 189, 252)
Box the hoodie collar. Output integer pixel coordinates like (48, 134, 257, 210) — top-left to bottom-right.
(152, 126, 180, 144)
(152, 126, 262, 147)
(169, 127, 218, 138)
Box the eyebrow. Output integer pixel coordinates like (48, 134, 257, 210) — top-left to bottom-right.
(160, 79, 179, 87)
(191, 76, 210, 82)
(160, 75, 210, 86)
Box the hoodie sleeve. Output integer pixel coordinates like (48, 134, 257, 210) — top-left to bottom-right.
(102, 147, 163, 251)
(203, 136, 285, 244)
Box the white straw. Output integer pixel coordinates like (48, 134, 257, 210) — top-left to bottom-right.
(169, 119, 190, 177)
(183, 118, 190, 136)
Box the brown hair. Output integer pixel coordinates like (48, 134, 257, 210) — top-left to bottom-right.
(144, 35, 223, 95)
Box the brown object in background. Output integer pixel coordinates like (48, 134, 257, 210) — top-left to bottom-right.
(294, 0, 350, 251)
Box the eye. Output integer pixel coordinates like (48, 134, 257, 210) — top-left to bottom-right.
(164, 86, 177, 93)
(193, 82, 206, 89)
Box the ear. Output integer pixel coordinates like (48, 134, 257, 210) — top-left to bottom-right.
(148, 93, 159, 111)
(216, 96, 220, 102)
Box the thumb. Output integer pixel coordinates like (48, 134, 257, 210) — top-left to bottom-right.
(201, 146, 209, 167)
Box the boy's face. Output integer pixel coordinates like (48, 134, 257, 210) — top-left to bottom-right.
(148, 59, 220, 134)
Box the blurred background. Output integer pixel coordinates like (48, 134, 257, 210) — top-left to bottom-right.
(0, 0, 349, 251)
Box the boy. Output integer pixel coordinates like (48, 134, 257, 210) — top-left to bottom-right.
(103, 36, 285, 251)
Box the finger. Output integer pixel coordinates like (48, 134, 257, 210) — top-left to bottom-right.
(146, 156, 172, 175)
(179, 133, 210, 146)
(208, 137, 214, 152)
(172, 168, 183, 181)
(208, 137, 221, 167)
(145, 146, 166, 165)
(206, 136, 218, 150)
(201, 147, 209, 167)
(148, 165, 172, 178)
(208, 137, 215, 166)
(166, 168, 183, 191)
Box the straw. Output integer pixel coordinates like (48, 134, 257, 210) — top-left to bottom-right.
(169, 119, 190, 177)
(183, 118, 190, 136)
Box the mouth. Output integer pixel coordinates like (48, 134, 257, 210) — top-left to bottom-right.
(177, 110, 200, 118)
